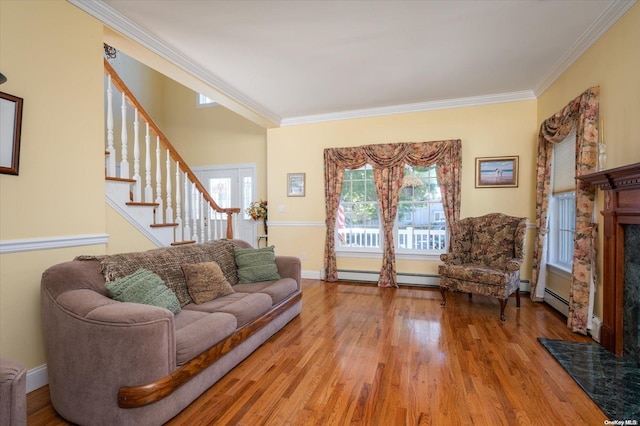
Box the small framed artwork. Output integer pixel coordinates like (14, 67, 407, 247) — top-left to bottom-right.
(475, 156, 519, 188)
(287, 173, 306, 197)
(0, 92, 24, 175)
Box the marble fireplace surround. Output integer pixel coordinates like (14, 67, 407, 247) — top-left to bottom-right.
(579, 162, 640, 356)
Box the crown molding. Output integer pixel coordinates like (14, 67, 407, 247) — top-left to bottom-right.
(280, 91, 536, 126)
(534, 0, 637, 97)
(68, 0, 281, 126)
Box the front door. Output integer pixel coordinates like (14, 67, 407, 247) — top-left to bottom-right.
(194, 164, 256, 244)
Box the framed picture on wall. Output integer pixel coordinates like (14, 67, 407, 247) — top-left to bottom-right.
(475, 156, 519, 188)
(287, 173, 306, 197)
(0, 92, 24, 175)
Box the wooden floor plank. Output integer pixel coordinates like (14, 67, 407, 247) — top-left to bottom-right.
(27, 279, 607, 425)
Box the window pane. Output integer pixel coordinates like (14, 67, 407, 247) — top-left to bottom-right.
(338, 166, 380, 248)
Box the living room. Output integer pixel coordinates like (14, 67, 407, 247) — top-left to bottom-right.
(1, 0, 639, 424)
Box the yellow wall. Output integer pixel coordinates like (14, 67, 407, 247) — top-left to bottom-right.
(0, 1, 105, 367)
(537, 3, 640, 318)
(160, 77, 268, 200)
(267, 100, 538, 277)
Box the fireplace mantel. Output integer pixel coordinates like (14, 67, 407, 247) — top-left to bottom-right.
(579, 161, 640, 355)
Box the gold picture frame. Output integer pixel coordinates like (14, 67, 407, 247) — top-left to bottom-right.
(287, 173, 306, 197)
(475, 156, 519, 188)
(0, 92, 24, 175)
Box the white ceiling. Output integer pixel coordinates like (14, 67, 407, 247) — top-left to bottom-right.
(74, 0, 635, 126)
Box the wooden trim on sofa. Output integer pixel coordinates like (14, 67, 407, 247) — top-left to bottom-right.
(118, 292, 302, 408)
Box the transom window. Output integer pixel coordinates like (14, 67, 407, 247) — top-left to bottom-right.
(336, 165, 446, 254)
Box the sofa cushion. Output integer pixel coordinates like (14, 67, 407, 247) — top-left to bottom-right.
(97, 240, 238, 307)
(105, 269, 181, 314)
(234, 246, 281, 283)
(184, 292, 272, 327)
(181, 262, 235, 304)
(174, 310, 237, 365)
(233, 278, 298, 305)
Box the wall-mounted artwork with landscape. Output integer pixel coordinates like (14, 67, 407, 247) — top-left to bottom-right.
(475, 156, 518, 188)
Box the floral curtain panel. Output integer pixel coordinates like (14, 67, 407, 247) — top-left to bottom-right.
(324, 140, 462, 287)
(531, 86, 599, 334)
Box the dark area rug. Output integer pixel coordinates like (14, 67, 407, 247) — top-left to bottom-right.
(539, 338, 640, 421)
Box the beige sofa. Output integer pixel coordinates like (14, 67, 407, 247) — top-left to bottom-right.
(41, 239, 301, 426)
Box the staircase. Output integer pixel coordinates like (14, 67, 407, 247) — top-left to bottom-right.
(104, 59, 240, 247)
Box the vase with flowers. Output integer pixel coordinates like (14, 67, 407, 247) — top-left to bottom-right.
(246, 199, 268, 234)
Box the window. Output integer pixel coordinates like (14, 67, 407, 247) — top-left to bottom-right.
(338, 165, 380, 250)
(548, 128, 576, 272)
(336, 165, 446, 254)
(197, 93, 216, 107)
(549, 191, 576, 270)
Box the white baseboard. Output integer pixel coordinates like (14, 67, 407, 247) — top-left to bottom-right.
(26, 364, 48, 393)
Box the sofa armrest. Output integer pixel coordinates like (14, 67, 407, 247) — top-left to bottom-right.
(41, 285, 177, 422)
(440, 253, 466, 265)
(275, 256, 302, 290)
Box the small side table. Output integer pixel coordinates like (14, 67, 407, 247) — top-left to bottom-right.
(257, 234, 268, 248)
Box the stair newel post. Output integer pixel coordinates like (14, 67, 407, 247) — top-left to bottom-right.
(132, 108, 141, 202)
(120, 92, 129, 179)
(154, 137, 163, 224)
(183, 172, 191, 241)
(175, 161, 182, 243)
(106, 75, 116, 177)
(144, 123, 152, 203)
(165, 149, 173, 225)
(227, 211, 235, 240)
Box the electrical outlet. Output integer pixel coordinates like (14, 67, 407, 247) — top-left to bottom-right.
(301, 251, 307, 260)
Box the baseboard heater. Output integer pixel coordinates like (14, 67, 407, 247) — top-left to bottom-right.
(543, 287, 569, 317)
(337, 270, 531, 293)
(337, 270, 440, 287)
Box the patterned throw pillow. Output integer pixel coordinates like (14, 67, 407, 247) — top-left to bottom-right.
(181, 261, 235, 304)
(234, 246, 281, 284)
(105, 269, 181, 314)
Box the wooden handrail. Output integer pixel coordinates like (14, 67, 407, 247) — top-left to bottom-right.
(104, 59, 240, 239)
(117, 292, 302, 408)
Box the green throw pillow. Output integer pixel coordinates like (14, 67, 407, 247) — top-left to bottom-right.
(234, 245, 281, 283)
(105, 269, 181, 314)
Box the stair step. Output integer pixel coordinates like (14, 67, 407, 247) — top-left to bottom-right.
(150, 223, 179, 228)
(171, 240, 196, 246)
(106, 176, 136, 183)
(126, 202, 160, 207)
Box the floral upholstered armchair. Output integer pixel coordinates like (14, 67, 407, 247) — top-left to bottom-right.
(438, 213, 527, 321)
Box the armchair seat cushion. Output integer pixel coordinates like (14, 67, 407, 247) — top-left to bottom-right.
(438, 263, 510, 286)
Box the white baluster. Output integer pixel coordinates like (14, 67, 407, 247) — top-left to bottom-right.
(207, 203, 213, 242)
(175, 162, 182, 242)
(144, 123, 152, 203)
(165, 150, 173, 224)
(191, 183, 199, 242)
(200, 194, 206, 243)
(155, 138, 163, 224)
(120, 92, 129, 178)
(132, 109, 141, 201)
(106, 75, 116, 177)
(183, 173, 191, 241)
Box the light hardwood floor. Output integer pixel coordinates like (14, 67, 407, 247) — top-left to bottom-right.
(27, 279, 607, 425)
